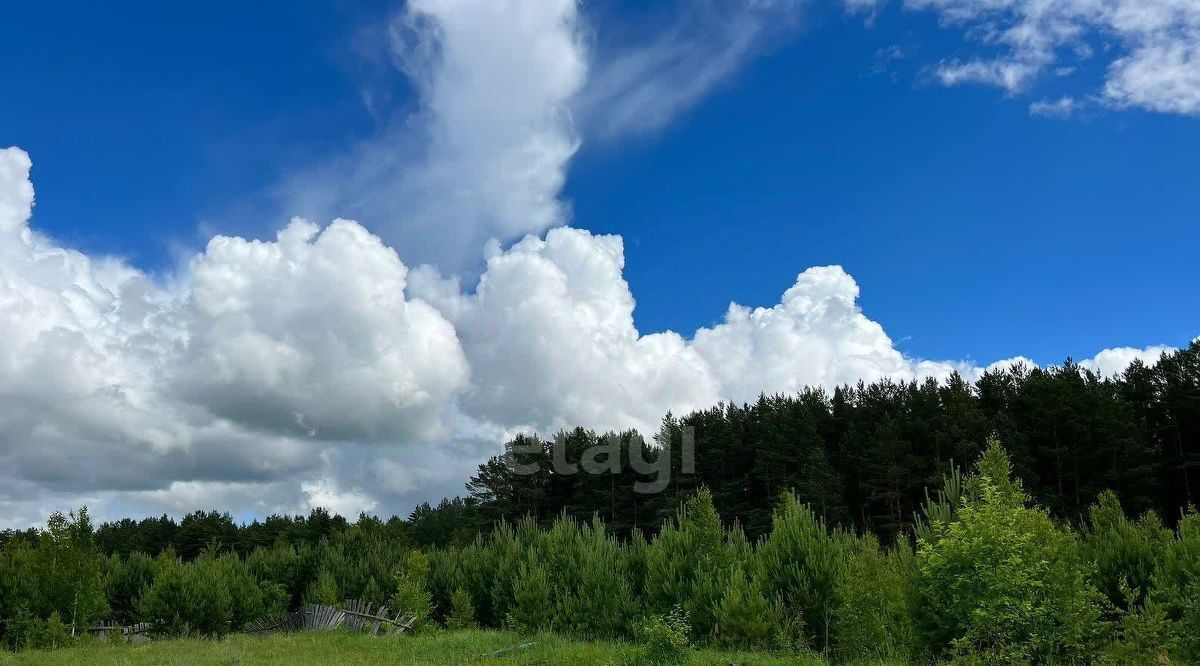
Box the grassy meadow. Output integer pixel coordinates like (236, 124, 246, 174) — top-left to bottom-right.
(0, 630, 829, 666)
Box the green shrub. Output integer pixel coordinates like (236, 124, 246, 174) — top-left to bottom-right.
(446, 587, 477, 630)
(1102, 582, 1174, 664)
(35, 611, 72, 650)
(643, 488, 739, 642)
(916, 439, 1104, 663)
(185, 553, 234, 637)
(506, 558, 553, 634)
(260, 581, 289, 617)
(136, 551, 190, 636)
(1155, 508, 1200, 660)
(2, 605, 38, 651)
(391, 549, 434, 630)
(624, 606, 691, 666)
(834, 534, 918, 662)
(246, 541, 310, 609)
(0, 507, 108, 639)
(305, 568, 340, 606)
(755, 492, 852, 654)
(104, 551, 155, 623)
(548, 516, 638, 639)
(1082, 490, 1171, 612)
(217, 552, 266, 630)
(712, 566, 781, 651)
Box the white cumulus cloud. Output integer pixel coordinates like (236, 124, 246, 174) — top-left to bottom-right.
(0, 146, 1186, 528)
(173, 218, 468, 442)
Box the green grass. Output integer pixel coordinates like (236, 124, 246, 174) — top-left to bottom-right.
(0, 629, 827, 665)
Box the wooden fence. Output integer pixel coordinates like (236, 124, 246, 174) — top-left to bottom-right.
(79, 621, 152, 644)
(246, 600, 416, 636)
(85, 600, 416, 642)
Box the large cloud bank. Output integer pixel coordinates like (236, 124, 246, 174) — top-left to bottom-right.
(0, 147, 1173, 527)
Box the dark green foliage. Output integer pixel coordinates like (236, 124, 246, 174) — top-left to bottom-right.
(1081, 490, 1171, 612)
(245, 541, 311, 609)
(136, 549, 237, 637)
(1103, 583, 1175, 663)
(711, 566, 781, 651)
(0, 507, 107, 642)
(545, 516, 638, 639)
(3, 341, 1199, 658)
(506, 559, 553, 634)
(104, 551, 155, 623)
(445, 343, 1199, 548)
(1154, 508, 1200, 660)
(2, 606, 39, 651)
(643, 489, 740, 642)
(35, 611, 72, 650)
(218, 552, 267, 631)
(135, 551, 190, 636)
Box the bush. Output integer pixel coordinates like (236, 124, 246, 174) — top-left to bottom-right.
(624, 606, 691, 666)
(246, 541, 311, 609)
(506, 558, 553, 634)
(34, 611, 72, 650)
(834, 534, 918, 662)
(217, 552, 267, 630)
(136, 551, 190, 636)
(305, 568, 340, 606)
(104, 551, 155, 623)
(390, 549, 434, 630)
(547, 516, 638, 639)
(643, 489, 739, 642)
(184, 553, 234, 637)
(2, 605, 38, 651)
(1155, 508, 1200, 660)
(137, 549, 236, 637)
(1082, 490, 1171, 612)
(916, 439, 1104, 663)
(1102, 583, 1174, 664)
(755, 492, 852, 654)
(0, 507, 108, 639)
(712, 566, 781, 651)
(446, 587, 477, 630)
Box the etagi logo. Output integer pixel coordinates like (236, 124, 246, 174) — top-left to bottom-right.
(504, 427, 695, 494)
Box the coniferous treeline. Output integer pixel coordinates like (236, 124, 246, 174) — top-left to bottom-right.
(5, 342, 1190, 560)
(428, 341, 1200, 545)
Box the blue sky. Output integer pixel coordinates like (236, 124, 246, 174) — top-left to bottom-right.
(4, 0, 1195, 369)
(4, 1, 1197, 365)
(0, 0, 1197, 523)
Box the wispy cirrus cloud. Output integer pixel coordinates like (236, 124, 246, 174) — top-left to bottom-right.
(850, 0, 1200, 117)
(575, 0, 804, 141)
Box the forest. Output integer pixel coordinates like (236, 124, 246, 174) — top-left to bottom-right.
(0, 341, 1197, 663)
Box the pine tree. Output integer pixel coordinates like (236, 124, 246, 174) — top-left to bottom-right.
(755, 493, 852, 654)
(390, 550, 434, 630)
(447, 587, 477, 630)
(506, 559, 552, 634)
(305, 568, 340, 606)
(712, 566, 781, 651)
